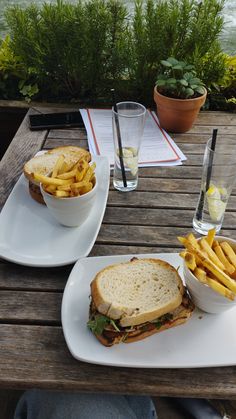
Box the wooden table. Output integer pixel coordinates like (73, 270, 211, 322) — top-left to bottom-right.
(1, 107, 236, 399)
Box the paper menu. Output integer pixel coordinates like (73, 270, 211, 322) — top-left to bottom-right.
(80, 108, 186, 167)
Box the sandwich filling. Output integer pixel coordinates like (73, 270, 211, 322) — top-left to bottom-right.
(87, 290, 194, 346)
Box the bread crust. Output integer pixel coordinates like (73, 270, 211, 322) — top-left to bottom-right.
(28, 181, 45, 205)
(91, 258, 184, 327)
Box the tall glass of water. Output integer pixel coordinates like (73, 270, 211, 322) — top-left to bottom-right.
(112, 101, 146, 192)
(193, 138, 236, 235)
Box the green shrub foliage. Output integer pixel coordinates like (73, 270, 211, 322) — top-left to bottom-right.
(0, 0, 229, 106)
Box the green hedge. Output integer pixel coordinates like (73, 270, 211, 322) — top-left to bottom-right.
(0, 0, 234, 109)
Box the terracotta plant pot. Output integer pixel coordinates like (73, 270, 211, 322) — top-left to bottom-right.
(153, 86, 207, 133)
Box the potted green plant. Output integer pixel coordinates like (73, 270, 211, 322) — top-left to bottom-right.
(153, 57, 207, 133)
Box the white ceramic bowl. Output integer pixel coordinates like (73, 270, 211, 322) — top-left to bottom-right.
(183, 236, 236, 313)
(40, 179, 97, 227)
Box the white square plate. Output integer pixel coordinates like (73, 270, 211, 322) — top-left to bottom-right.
(0, 156, 109, 267)
(62, 253, 236, 368)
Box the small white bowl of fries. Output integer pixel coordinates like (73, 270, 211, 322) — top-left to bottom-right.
(179, 229, 236, 313)
(35, 157, 97, 227)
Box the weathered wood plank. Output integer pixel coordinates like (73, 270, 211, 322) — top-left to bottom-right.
(44, 138, 88, 149)
(89, 244, 179, 256)
(185, 125, 236, 135)
(0, 263, 70, 290)
(0, 324, 236, 399)
(0, 110, 46, 209)
(96, 225, 236, 247)
(182, 155, 204, 166)
(138, 166, 202, 178)
(111, 178, 236, 195)
(46, 128, 87, 140)
(194, 111, 236, 126)
(110, 178, 202, 192)
(107, 191, 236, 210)
(103, 207, 236, 228)
(173, 133, 236, 143)
(0, 291, 61, 324)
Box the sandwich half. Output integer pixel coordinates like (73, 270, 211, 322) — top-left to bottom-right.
(23, 146, 91, 204)
(87, 258, 194, 346)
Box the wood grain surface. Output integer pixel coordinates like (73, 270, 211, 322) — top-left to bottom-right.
(0, 108, 236, 399)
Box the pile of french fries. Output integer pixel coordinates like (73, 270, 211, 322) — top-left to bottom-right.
(178, 229, 236, 301)
(34, 156, 96, 198)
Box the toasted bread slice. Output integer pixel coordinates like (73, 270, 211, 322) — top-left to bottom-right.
(91, 258, 184, 327)
(23, 146, 91, 183)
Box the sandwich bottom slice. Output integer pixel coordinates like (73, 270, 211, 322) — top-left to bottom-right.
(87, 258, 195, 346)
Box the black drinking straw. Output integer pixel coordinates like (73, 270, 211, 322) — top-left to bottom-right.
(205, 128, 218, 191)
(195, 128, 218, 221)
(111, 89, 127, 187)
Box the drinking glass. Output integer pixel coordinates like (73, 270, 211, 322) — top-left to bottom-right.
(112, 101, 146, 192)
(193, 138, 236, 235)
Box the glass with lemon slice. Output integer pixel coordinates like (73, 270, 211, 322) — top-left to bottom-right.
(193, 138, 236, 235)
(112, 102, 146, 192)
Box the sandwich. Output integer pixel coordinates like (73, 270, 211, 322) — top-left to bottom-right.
(23, 146, 91, 204)
(87, 258, 194, 346)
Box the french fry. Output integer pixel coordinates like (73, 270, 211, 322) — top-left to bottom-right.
(186, 233, 200, 250)
(199, 238, 225, 271)
(213, 244, 235, 275)
(179, 250, 187, 258)
(220, 242, 236, 268)
(177, 236, 205, 264)
(230, 270, 236, 280)
(177, 236, 187, 246)
(206, 228, 216, 248)
(194, 267, 207, 283)
(83, 163, 96, 182)
(70, 180, 89, 190)
(44, 184, 57, 193)
(34, 173, 74, 186)
(201, 258, 236, 294)
(55, 190, 70, 197)
(76, 161, 89, 181)
(79, 182, 93, 195)
(51, 155, 65, 178)
(184, 252, 197, 271)
(56, 184, 73, 192)
(58, 161, 70, 175)
(206, 275, 235, 301)
(56, 167, 78, 179)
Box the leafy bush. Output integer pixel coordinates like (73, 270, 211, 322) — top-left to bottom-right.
(155, 57, 205, 99)
(207, 54, 236, 111)
(0, 34, 26, 99)
(0, 0, 229, 107)
(5, 0, 131, 101)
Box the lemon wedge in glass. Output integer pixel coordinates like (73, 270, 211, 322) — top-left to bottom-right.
(122, 147, 138, 176)
(206, 184, 227, 222)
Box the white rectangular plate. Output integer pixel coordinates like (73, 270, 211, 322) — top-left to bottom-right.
(0, 156, 109, 267)
(62, 253, 236, 368)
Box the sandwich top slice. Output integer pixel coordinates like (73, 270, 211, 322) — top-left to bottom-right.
(87, 258, 194, 346)
(23, 146, 91, 204)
